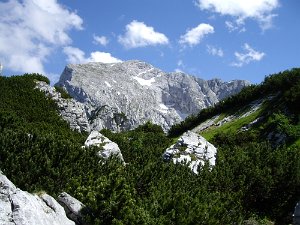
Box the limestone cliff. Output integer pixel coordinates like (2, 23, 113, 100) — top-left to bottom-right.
(55, 60, 249, 132)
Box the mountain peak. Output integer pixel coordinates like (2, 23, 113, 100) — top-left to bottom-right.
(56, 60, 249, 132)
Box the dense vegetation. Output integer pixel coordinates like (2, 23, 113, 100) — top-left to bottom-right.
(0, 70, 299, 224)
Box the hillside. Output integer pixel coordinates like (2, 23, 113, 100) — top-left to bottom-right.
(168, 68, 300, 223)
(0, 69, 299, 224)
(169, 68, 300, 145)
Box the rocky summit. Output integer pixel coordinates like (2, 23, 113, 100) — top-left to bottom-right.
(56, 60, 249, 132)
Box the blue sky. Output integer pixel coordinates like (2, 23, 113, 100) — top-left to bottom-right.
(0, 0, 299, 84)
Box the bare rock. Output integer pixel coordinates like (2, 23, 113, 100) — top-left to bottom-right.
(58, 192, 85, 225)
(56, 60, 249, 132)
(163, 131, 217, 174)
(84, 130, 124, 162)
(35, 81, 90, 133)
(0, 171, 75, 225)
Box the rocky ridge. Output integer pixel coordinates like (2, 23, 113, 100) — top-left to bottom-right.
(0, 171, 84, 225)
(36, 81, 90, 133)
(56, 60, 249, 132)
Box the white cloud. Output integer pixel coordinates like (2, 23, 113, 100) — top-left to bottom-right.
(225, 20, 247, 33)
(196, 0, 279, 30)
(118, 20, 169, 48)
(63, 46, 122, 64)
(93, 35, 109, 46)
(179, 23, 214, 47)
(231, 43, 265, 67)
(175, 60, 186, 73)
(174, 68, 183, 73)
(89, 52, 122, 63)
(0, 0, 83, 74)
(63, 46, 87, 64)
(207, 45, 224, 57)
(177, 60, 184, 67)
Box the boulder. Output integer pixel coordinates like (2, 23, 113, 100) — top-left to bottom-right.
(84, 131, 124, 162)
(163, 131, 217, 174)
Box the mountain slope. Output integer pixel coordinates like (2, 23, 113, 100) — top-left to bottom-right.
(169, 68, 300, 143)
(0, 69, 299, 224)
(168, 68, 300, 223)
(56, 60, 249, 131)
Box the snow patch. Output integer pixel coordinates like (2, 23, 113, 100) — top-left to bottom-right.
(158, 103, 169, 114)
(159, 103, 169, 110)
(133, 76, 155, 86)
(137, 68, 154, 76)
(105, 81, 112, 88)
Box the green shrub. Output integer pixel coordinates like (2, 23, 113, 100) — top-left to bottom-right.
(54, 86, 72, 99)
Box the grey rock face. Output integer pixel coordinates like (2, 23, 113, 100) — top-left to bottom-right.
(293, 202, 300, 225)
(0, 171, 75, 225)
(56, 60, 249, 132)
(84, 131, 124, 162)
(163, 131, 217, 174)
(36, 81, 90, 133)
(58, 192, 85, 225)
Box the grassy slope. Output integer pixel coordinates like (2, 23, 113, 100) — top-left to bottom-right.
(201, 107, 262, 141)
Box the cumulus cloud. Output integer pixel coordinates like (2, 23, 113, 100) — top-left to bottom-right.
(179, 23, 214, 47)
(63, 46, 86, 64)
(207, 45, 224, 57)
(118, 20, 169, 48)
(89, 52, 122, 63)
(0, 0, 83, 74)
(93, 35, 109, 46)
(196, 0, 279, 30)
(63, 46, 122, 64)
(231, 43, 265, 67)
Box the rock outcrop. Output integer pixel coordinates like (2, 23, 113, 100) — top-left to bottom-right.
(293, 201, 300, 225)
(58, 192, 85, 225)
(0, 171, 76, 225)
(84, 130, 124, 162)
(163, 131, 217, 174)
(36, 81, 90, 133)
(56, 60, 249, 132)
